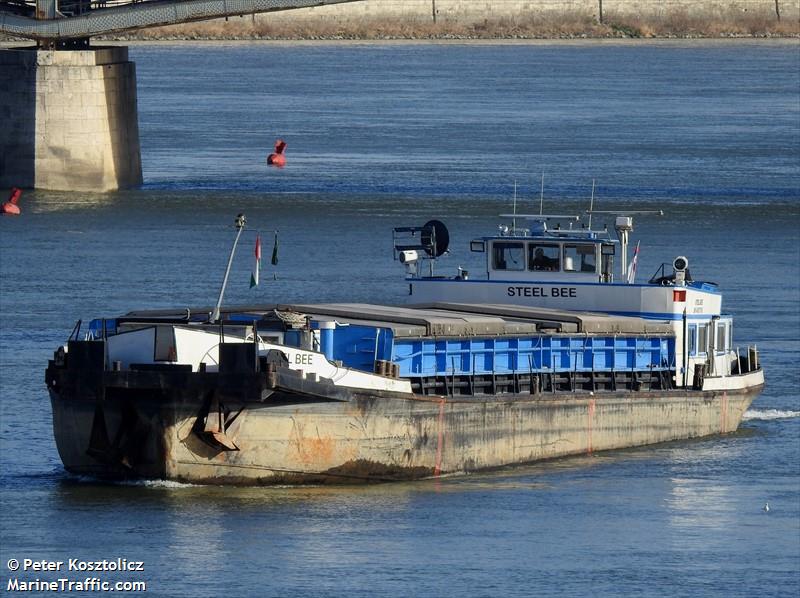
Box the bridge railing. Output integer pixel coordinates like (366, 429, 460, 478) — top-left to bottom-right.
(2, 0, 182, 17)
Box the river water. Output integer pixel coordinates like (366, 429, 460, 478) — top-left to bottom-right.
(1, 41, 798, 597)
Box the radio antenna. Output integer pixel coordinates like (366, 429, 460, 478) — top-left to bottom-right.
(539, 172, 545, 215)
(588, 179, 596, 231)
(512, 180, 518, 234)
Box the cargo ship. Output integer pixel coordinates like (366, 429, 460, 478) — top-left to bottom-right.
(45, 211, 764, 484)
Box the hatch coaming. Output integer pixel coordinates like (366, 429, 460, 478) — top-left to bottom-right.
(391, 333, 675, 380)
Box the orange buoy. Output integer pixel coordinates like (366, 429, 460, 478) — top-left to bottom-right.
(267, 139, 287, 168)
(1, 187, 21, 216)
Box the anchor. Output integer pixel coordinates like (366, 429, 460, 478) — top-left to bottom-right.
(197, 394, 245, 451)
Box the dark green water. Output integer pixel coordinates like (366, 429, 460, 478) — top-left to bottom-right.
(1, 42, 798, 597)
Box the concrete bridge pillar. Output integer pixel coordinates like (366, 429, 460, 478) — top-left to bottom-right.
(0, 46, 142, 192)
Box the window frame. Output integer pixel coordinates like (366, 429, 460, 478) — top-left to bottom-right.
(697, 324, 708, 355)
(491, 241, 526, 271)
(563, 243, 598, 273)
(528, 242, 561, 272)
(716, 321, 728, 354)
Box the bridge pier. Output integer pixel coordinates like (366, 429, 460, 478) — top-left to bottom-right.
(0, 46, 142, 192)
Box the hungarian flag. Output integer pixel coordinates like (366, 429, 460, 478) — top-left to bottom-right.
(250, 235, 262, 288)
(627, 240, 640, 284)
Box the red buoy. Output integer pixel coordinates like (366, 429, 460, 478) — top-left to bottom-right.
(1, 187, 21, 216)
(267, 139, 287, 168)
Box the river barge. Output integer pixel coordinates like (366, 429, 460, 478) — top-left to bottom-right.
(45, 212, 764, 484)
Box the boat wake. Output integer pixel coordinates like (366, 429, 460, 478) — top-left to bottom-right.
(65, 474, 201, 488)
(123, 479, 201, 489)
(742, 409, 800, 421)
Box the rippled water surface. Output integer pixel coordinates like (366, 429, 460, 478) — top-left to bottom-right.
(1, 41, 798, 597)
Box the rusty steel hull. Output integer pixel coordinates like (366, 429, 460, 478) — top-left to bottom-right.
(48, 382, 762, 485)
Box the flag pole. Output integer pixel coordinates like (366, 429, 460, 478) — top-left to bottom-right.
(250, 234, 262, 288)
(211, 213, 246, 323)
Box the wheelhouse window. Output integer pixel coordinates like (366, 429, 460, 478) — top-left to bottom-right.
(688, 325, 697, 355)
(529, 243, 560, 271)
(697, 324, 708, 355)
(716, 322, 728, 353)
(492, 241, 525, 271)
(563, 244, 597, 273)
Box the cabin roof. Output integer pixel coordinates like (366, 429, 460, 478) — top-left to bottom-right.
(480, 234, 618, 244)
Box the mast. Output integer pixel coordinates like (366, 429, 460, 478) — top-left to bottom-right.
(211, 213, 247, 323)
(586, 210, 664, 279)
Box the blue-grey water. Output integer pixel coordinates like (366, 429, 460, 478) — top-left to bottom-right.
(1, 41, 799, 597)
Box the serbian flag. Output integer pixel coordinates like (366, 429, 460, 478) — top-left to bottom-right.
(627, 240, 640, 284)
(250, 235, 262, 288)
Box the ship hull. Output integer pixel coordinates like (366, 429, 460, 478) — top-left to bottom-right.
(48, 370, 763, 485)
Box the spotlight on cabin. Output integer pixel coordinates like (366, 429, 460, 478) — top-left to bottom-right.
(399, 250, 419, 265)
(673, 255, 689, 286)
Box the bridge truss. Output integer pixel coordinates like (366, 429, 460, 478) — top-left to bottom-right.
(0, 0, 362, 46)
